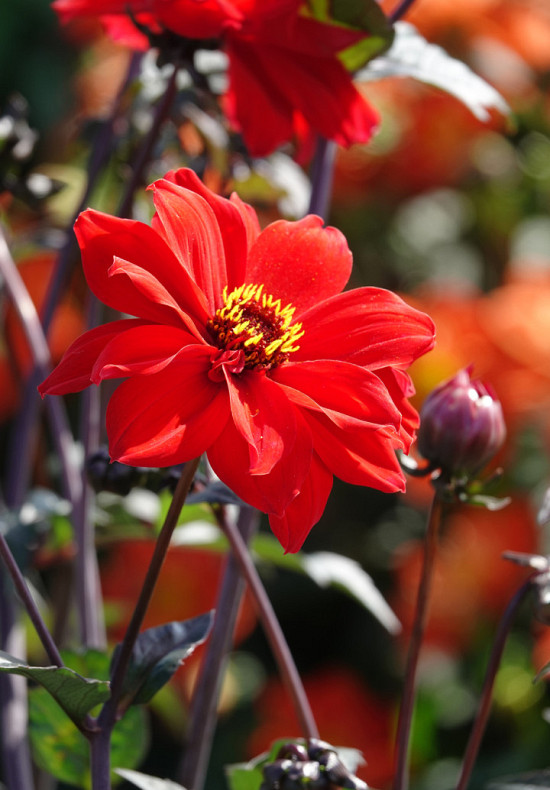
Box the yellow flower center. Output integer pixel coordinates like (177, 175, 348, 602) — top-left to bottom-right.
(207, 284, 304, 371)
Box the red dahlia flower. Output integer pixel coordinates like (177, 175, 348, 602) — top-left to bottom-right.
(39, 169, 435, 552)
(52, 0, 385, 156)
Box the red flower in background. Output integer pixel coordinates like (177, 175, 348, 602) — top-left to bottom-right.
(101, 540, 256, 644)
(51, 0, 383, 156)
(39, 168, 434, 552)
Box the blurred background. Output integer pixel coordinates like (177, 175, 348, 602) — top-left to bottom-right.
(2, 1, 550, 789)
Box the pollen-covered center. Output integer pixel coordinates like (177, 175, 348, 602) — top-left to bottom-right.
(207, 284, 304, 370)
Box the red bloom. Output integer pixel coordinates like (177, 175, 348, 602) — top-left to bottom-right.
(52, 0, 382, 156)
(39, 169, 435, 552)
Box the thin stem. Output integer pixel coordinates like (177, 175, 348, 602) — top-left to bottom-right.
(393, 496, 443, 790)
(0, 588, 35, 790)
(41, 52, 142, 334)
(74, 297, 106, 649)
(178, 506, 260, 790)
(0, 227, 82, 509)
(6, 53, 141, 510)
(117, 63, 179, 219)
(221, 516, 319, 740)
(89, 725, 112, 790)
(98, 457, 200, 730)
(455, 576, 535, 790)
(0, 532, 64, 668)
(388, 0, 418, 23)
(307, 137, 337, 220)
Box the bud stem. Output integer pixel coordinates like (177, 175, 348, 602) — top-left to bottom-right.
(393, 495, 443, 790)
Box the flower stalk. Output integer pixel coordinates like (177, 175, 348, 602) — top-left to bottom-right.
(220, 513, 319, 741)
(179, 505, 260, 790)
(455, 576, 536, 790)
(308, 137, 337, 220)
(393, 495, 443, 790)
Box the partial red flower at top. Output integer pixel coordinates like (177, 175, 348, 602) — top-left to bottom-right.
(39, 169, 435, 552)
(51, 0, 388, 157)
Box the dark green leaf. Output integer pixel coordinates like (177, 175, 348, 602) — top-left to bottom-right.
(357, 22, 509, 122)
(113, 613, 214, 706)
(30, 685, 148, 789)
(0, 650, 110, 725)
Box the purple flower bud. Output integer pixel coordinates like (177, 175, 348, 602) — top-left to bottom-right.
(417, 367, 506, 478)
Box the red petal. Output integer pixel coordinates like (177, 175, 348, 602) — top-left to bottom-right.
(225, 38, 295, 156)
(149, 180, 228, 313)
(38, 319, 147, 396)
(107, 346, 229, 466)
(305, 411, 407, 493)
(296, 288, 436, 368)
(91, 323, 198, 383)
(226, 38, 378, 154)
(376, 367, 420, 452)
(156, 170, 260, 293)
(272, 359, 402, 432)
(246, 216, 352, 315)
(151, 0, 244, 37)
(75, 209, 208, 329)
(225, 371, 300, 474)
(208, 409, 312, 517)
(269, 453, 333, 554)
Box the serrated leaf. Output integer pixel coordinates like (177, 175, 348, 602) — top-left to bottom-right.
(29, 686, 148, 789)
(0, 650, 110, 725)
(115, 768, 186, 790)
(113, 613, 214, 706)
(357, 22, 509, 121)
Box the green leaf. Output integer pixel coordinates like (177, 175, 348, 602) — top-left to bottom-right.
(357, 22, 509, 122)
(0, 650, 110, 725)
(29, 686, 148, 789)
(115, 768, 186, 789)
(113, 613, 214, 707)
(305, 0, 395, 71)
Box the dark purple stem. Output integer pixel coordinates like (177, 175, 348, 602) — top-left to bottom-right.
(0, 228, 82, 510)
(0, 533, 64, 668)
(0, 590, 34, 790)
(307, 137, 337, 220)
(41, 52, 142, 334)
(117, 63, 179, 218)
(455, 576, 535, 790)
(98, 457, 200, 728)
(5, 53, 141, 510)
(178, 506, 260, 790)
(73, 335, 106, 648)
(221, 515, 319, 741)
(388, 0, 418, 23)
(393, 496, 443, 790)
(89, 458, 199, 789)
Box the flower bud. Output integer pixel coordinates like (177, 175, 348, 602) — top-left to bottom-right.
(417, 367, 506, 478)
(260, 740, 367, 790)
